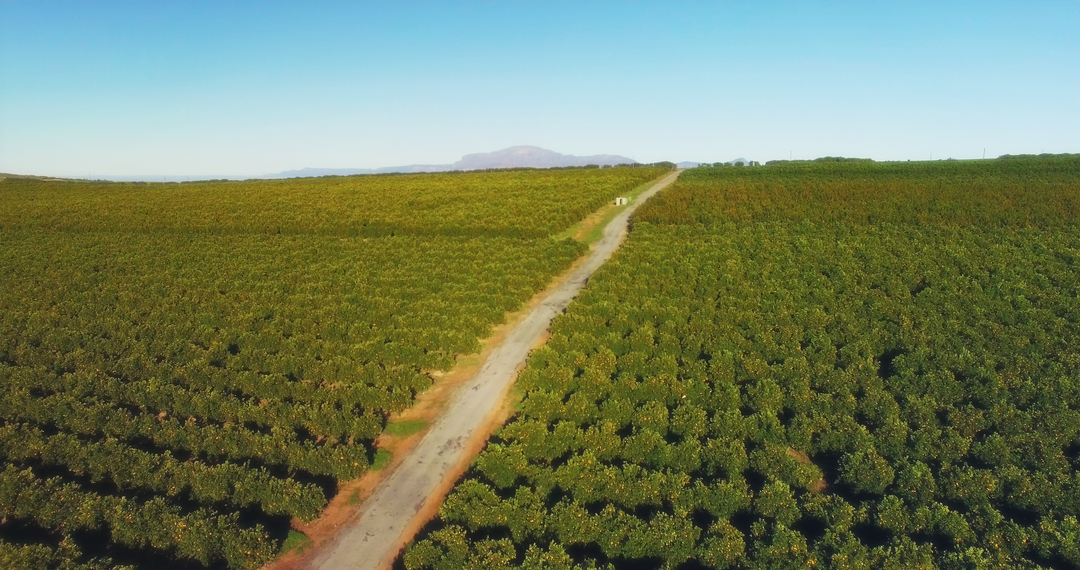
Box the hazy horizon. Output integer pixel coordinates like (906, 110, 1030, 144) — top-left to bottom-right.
(2, 1, 1078, 178)
(4, 145, 1066, 184)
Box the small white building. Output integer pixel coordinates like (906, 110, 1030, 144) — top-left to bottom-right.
(614, 197, 629, 206)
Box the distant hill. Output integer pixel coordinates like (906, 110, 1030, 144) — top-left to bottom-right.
(263, 146, 638, 179)
(451, 146, 635, 170)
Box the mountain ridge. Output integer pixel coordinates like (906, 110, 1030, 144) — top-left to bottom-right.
(263, 145, 638, 178)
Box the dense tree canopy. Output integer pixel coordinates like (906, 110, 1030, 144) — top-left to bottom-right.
(0, 166, 669, 570)
(406, 157, 1080, 570)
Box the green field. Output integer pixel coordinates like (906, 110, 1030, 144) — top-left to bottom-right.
(0, 169, 654, 238)
(405, 156, 1080, 569)
(0, 166, 669, 570)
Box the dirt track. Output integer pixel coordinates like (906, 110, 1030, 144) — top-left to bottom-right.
(309, 169, 682, 570)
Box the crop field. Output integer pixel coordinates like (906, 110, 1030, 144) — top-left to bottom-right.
(404, 156, 1080, 569)
(0, 169, 651, 238)
(0, 166, 669, 570)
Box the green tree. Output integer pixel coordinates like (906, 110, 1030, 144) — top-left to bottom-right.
(839, 449, 895, 495)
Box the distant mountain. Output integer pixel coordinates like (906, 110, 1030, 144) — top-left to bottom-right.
(262, 146, 638, 179)
(451, 146, 636, 170)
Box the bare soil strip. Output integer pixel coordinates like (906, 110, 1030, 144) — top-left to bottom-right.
(297, 169, 682, 570)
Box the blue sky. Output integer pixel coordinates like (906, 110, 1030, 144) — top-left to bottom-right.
(1, 1, 1077, 178)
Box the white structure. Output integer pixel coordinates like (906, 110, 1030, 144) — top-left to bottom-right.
(614, 197, 629, 206)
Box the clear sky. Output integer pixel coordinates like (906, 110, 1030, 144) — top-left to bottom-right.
(1, 1, 1077, 178)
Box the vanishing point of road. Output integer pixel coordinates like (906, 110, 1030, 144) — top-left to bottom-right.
(310, 169, 683, 570)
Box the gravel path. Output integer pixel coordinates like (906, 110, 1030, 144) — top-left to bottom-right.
(310, 169, 682, 570)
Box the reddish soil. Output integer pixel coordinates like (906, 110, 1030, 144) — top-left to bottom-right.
(786, 447, 829, 493)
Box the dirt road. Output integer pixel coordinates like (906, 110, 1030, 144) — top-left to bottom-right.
(310, 169, 682, 570)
